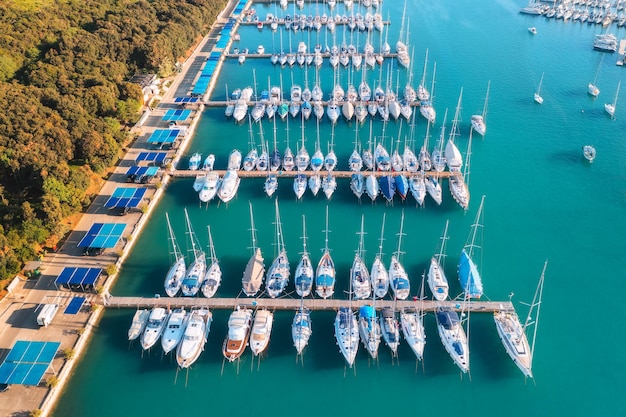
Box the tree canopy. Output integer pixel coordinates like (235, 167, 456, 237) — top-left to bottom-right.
(0, 0, 227, 280)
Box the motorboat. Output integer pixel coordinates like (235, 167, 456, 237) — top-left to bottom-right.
(379, 307, 400, 356)
(193, 173, 206, 193)
(334, 307, 359, 367)
(176, 308, 212, 368)
(583, 145, 596, 162)
(250, 309, 274, 356)
(350, 173, 364, 199)
(217, 169, 240, 203)
(202, 154, 215, 171)
(188, 152, 202, 171)
(140, 307, 169, 350)
(435, 307, 469, 373)
(198, 172, 220, 203)
(161, 308, 187, 354)
(222, 307, 253, 362)
(128, 309, 150, 341)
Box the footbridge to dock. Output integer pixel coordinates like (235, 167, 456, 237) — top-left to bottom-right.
(101, 296, 514, 313)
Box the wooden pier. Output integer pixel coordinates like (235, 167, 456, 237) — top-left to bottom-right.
(225, 52, 399, 59)
(171, 169, 460, 179)
(102, 295, 514, 313)
(238, 21, 391, 27)
(203, 99, 420, 107)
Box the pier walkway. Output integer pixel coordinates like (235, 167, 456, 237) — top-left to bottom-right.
(172, 169, 460, 178)
(102, 296, 513, 313)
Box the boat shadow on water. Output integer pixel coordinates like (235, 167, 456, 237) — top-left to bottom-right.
(549, 150, 590, 166)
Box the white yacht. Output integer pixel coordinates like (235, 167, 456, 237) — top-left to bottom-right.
(140, 307, 170, 351)
(389, 212, 410, 300)
(198, 171, 220, 203)
(200, 226, 221, 298)
(322, 172, 337, 200)
(161, 308, 187, 354)
(316, 207, 335, 299)
(128, 309, 149, 341)
(294, 173, 307, 200)
(408, 173, 426, 206)
(358, 305, 381, 359)
(250, 309, 274, 356)
(400, 309, 426, 361)
(292, 308, 312, 355)
(242, 204, 265, 296)
(222, 307, 253, 362)
(308, 174, 321, 196)
(379, 306, 400, 356)
(494, 308, 532, 377)
(164, 213, 186, 297)
(266, 200, 290, 299)
(176, 308, 212, 368)
(217, 169, 241, 203)
(435, 307, 469, 373)
(334, 307, 359, 367)
(295, 216, 314, 297)
(181, 209, 206, 297)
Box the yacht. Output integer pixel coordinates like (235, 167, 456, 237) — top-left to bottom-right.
(334, 307, 359, 367)
(316, 207, 335, 299)
(409, 173, 426, 206)
(164, 213, 186, 297)
(228, 149, 242, 171)
(350, 173, 364, 199)
(379, 306, 400, 356)
(176, 308, 212, 368)
(250, 309, 274, 356)
(400, 309, 426, 361)
(294, 173, 307, 199)
(217, 169, 240, 203)
(583, 145, 596, 162)
(140, 307, 170, 350)
(200, 226, 221, 298)
(128, 309, 150, 341)
(593, 33, 618, 52)
(494, 308, 532, 377)
(295, 216, 314, 297)
(233, 99, 248, 122)
(198, 172, 220, 203)
(222, 307, 253, 362)
(308, 174, 321, 196)
(435, 307, 469, 373)
(292, 308, 312, 354)
(266, 200, 290, 298)
(242, 204, 265, 296)
(161, 308, 188, 354)
(352, 216, 371, 300)
(428, 221, 450, 301)
(358, 305, 381, 359)
(370, 255, 389, 299)
(181, 209, 206, 297)
(188, 153, 202, 171)
(264, 174, 278, 197)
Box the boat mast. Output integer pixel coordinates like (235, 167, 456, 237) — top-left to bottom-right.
(301, 215, 309, 257)
(249, 202, 258, 253)
(207, 225, 217, 263)
(323, 205, 330, 254)
(184, 208, 200, 261)
(482, 80, 490, 120)
(524, 260, 547, 366)
(449, 87, 463, 144)
(465, 195, 485, 259)
(166, 212, 182, 261)
(436, 220, 449, 265)
(394, 210, 405, 262)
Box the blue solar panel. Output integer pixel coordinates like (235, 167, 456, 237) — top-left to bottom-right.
(64, 297, 86, 314)
(105, 187, 147, 208)
(0, 341, 60, 385)
(78, 223, 126, 248)
(174, 97, 200, 103)
(55, 267, 102, 288)
(162, 109, 191, 122)
(147, 129, 181, 143)
(135, 152, 167, 163)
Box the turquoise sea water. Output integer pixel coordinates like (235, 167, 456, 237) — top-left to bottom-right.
(53, 1, 626, 415)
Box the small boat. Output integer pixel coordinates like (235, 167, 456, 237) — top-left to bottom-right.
(128, 309, 150, 341)
(250, 309, 274, 356)
(266, 200, 290, 298)
(471, 80, 489, 136)
(358, 305, 381, 359)
(164, 213, 186, 297)
(582, 145, 596, 162)
(217, 169, 240, 203)
(292, 307, 312, 355)
(352, 216, 371, 300)
(322, 172, 337, 200)
(161, 308, 187, 354)
(227, 149, 242, 171)
(223, 307, 253, 362)
(242, 203, 265, 297)
(188, 152, 202, 171)
(308, 174, 321, 196)
(428, 220, 450, 301)
(400, 277, 426, 361)
(198, 172, 220, 203)
(435, 306, 469, 373)
(334, 307, 359, 367)
(458, 195, 486, 299)
(202, 154, 215, 171)
(605, 80, 620, 118)
(380, 306, 400, 356)
(294, 173, 307, 199)
(140, 307, 170, 350)
(365, 174, 379, 201)
(181, 208, 206, 297)
(371, 214, 389, 299)
(176, 308, 212, 368)
(350, 173, 365, 199)
(294, 216, 314, 297)
(535, 72, 545, 104)
(528, 27, 537, 34)
(389, 211, 410, 300)
(315, 207, 335, 299)
(200, 226, 221, 298)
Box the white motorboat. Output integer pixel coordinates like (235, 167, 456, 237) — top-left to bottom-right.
(428, 220, 450, 301)
(222, 307, 253, 362)
(292, 307, 312, 355)
(316, 207, 335, 299)
(140, 307, 170, 350)
(242, 203, 265, 297)
(181, 208, 206, 297)
(164, 213, 186, 297)
(198, 172, 220, 203)
(128, 309, 150, 341)
(266, 200, 290, 298)
(200, 226, 221, 298)
(436, 307, 469, 373)
(335, 307, 359, 367)
(380, 306, 400, 356)
(233, 99, 248, 122)
(217, 169, 240, 203)
(161, 308, 187, 354)
(188, 152, 202, 171)
(202, 154, 215, 171)
(250, 309, 274, 356)
(176, 308, 212, 368)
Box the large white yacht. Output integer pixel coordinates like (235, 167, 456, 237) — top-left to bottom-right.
(400, 309, 426, 361)
(250, 309, 274, 356)
(161, 308, 188, 354)
(435, 307, 469, 373)
(292, 308, 312, 355)
(334, 307, 359, 367)
(140, 307, 170, 351)
(217, 169, 240, 203)
(222, 307, 253, 362)
(379, 306, 400, 356)
(358, 305, 381, 359)
(176, 308, 212, 368)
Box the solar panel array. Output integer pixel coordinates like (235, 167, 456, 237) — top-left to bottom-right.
(0, 341, 61, 386)
(147, 129, 181, 144)
(126, 166, 160, 181)
(64, 297, 86, 314)
(54, 267, 102, 290)
(174, 97, 200, 104)
(216, 18, 237, 49)
(233, 0, 247, 15)
(135, 152, 167, 164)
(77, 223, 126, 248)
(104, 187, 147, 209)
(192, 51, 221, 96)
(161, 109, 191, 122)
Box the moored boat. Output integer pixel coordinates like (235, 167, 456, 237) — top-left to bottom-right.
(161, 308, 187, 354)
(242, 203, 265, 296)
(140, 307, 169, 351)
(176, 308, 212, 368)
(222, 306, 253, 362)
(128, 309, 150, 341)
(435, 306, 469, 373)
(250, 309, 274, 356)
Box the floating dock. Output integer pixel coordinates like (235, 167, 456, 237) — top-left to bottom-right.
(171, 169, 460, 178)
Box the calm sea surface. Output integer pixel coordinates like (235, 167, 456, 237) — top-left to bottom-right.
(53, 0, 626, 415)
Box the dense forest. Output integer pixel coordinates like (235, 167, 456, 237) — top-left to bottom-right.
(0, 0, 227, 283)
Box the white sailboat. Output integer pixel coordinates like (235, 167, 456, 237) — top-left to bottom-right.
(494, 261, 546, 379)
(435, 305, 469, 373)
(250, 309, 274, 356)
(471, 80, 489, 136)
(371, 213, 389, 299)
(161, 308, 187, 354)
(315, 206, 335, 299)
(181, 208, 206, 297)
(534, 72, 544, 104)
(164, 213, 186, 297)
(604, 79, 620, 118)
(458, 195, 486, 299)
(334, 306, 359, 367)
(389, 211, 410, 300)
(358, 303, 381, 359)
(431, 109, 448, 172)
(444, 88, 464, 172)
(292, 299, 312, 355)
(352, 215, 371, 300)
(400, 272, 426, 361)
(588, 58, 601, 97)
(176, 308, 212, 368)
(200, 226, 221, 298)
(266, 199, 290, 298)
(242, 203, 265, 296)
(295, 215, 314, 297)
(380, 306, 400, 357)
(428, 220, 450, 301)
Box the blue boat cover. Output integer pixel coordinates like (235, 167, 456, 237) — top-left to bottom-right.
(379, 175, 396, 201)
(359, 305, 375, 319)
(436, 309, 459, 330)
(458, 249, 483, 298)
(316, 274, 335, 286)
(393, 279, 410, 290)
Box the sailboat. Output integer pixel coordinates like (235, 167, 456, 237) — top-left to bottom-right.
(588, 57, 601, 97)
(371, 213, 389, 299)
(428, 220, 450, 301)
(444, 88, 464, 172)
(176, 308, 212, 368)
(534, 72, 544, 104)
(222, 306, 253, 362)
(400, 272, 426, 360)
(582, 145, 596, 162)
(334, 306, 359, 367)
(266, 199, 290, 298)
(471, 80, 490, 136)
(161, 308, 187, 354)
(494, 261, 547, 378)
(250, 309, 274, 356)
(181, 208, 206, 297)
(389, 211, 410, 300)
(380, 306, 400, 357)
(242, 203, 265, 296)
(604, 79, 620, 118)
(315, 206, 335, 299)
(458, 195, 486, 299)
(295, 215, 314, 297)
(431, 109, 448, 172)
(201, 226, 221, 298)
(435, 305, 469, 373)
(358, 304, 381, 359)
(417, 48, 430, 102)
(352, 215, 371, 300)
(265, 122, 278, 197)
(296, 114, 310, 171)
(164, 213, 186, 297)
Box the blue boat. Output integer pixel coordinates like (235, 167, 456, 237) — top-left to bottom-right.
(458, 196, 485, 299)
(394, 174, 409, 200)
(379, 175, 396, 202)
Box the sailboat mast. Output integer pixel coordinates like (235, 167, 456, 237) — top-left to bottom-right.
(301, 215, 308, 256)
(184, 208, 199, 260)
(449, 88, 463, 142)
(467, 195, 485, 258)
(394, 210, 405, 261)
(377, 212, 386, 260)
(437, 220, 449, 264)
(207, 225, 216, 262)
(323, 205, 330, 253)
(527, 260, 547, 361)
(482, 80, 490, 119)
(166, 212, 181, 260)
(249, 202, 258, 252)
